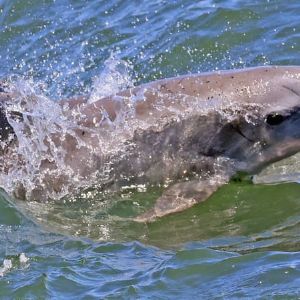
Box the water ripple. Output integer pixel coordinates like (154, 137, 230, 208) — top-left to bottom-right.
(1, 0, 300, 298)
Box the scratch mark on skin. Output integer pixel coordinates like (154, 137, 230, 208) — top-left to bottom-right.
(230, 123, 255, 143)
(282, 85, 300, 97)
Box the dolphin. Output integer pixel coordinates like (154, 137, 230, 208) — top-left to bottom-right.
(2, 66, 300, 222)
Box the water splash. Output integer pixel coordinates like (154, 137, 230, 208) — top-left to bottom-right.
(0, 56, 141, 202)
(0, 253, 30, 278)
(89, 54, 135, 103)
(0, 77, 100, 201)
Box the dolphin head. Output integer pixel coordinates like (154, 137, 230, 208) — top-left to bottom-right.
(197, 66, 300, 174)
(247, 104, 300, 170)
(212, 103, 300, 174)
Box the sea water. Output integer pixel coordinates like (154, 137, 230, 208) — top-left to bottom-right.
(0, 0, 300, 298)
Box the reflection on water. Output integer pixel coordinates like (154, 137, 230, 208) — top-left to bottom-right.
(3, 180, 299, 252)
(254, 152, 300, 184)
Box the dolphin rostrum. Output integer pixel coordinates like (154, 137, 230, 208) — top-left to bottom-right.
(2, 66, 300, 221)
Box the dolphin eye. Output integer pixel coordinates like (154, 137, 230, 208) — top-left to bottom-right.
(265, 113, 285, 126)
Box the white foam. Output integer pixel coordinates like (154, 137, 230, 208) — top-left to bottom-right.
(19, 253, 29, 264)
(0, 259, 12, 277)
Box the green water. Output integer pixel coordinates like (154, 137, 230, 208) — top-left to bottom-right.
(0, 0, 300, 298)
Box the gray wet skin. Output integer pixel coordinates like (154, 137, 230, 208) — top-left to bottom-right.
(3, 66, 300, 221)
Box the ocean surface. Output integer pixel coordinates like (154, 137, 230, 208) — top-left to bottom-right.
(0, 0, 300, 298)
